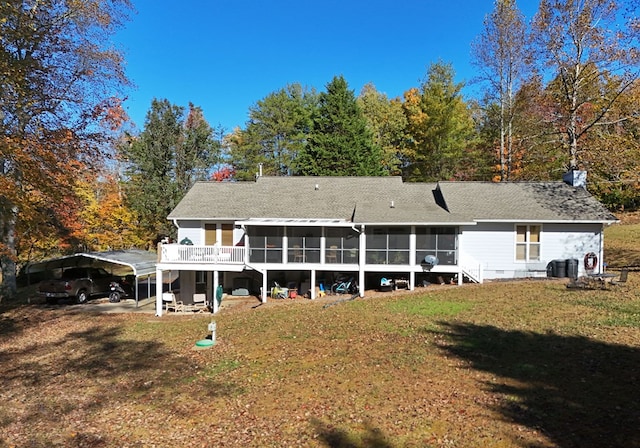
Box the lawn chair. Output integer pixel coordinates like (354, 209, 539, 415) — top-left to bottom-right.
(293, 245, 306, 262)
(611, 268, 629, 286)
(163, 292, 184, 312)
(185, 293, 209, 313)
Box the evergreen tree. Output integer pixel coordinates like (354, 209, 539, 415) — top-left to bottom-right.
(227, 84, 316, 180)
(402, 62, 475, 182)
(121, 99, 218, 242)
(298, 76, 384, 176)
(177, 103, 220, 194)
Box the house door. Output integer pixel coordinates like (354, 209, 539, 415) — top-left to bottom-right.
(205, 224, 216, 245)
(222, 224, 234, 246)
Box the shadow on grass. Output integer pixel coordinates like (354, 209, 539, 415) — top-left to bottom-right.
(0, 322, 241, 446)
(311, 418, 395, 448)
(433, 322, 640, 448)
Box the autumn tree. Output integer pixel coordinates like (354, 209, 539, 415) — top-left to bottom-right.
(530, 0, 640, 170)
(507, 76, 566, 180)
(0, 0, 132, 299)
(472, 0, 529, 181)
(402, 62, 475, 182)
(578, 79, 640, 209)
(73, 173, 147, 251)
(227, 84, 317, 180)
(357, 83, 407, 175)
(298, 76, 384, 176)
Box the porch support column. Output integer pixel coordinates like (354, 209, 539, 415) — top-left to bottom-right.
(358, 224, 365, 297)
(409, 226, 416, 291)
(155, 268, 164, 316)
(310, 269, 316, 300)
(262, 270, 268, 303)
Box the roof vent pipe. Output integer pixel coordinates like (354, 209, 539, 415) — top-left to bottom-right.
(315, 184, 319, 190)
(390, 200, 395, 208)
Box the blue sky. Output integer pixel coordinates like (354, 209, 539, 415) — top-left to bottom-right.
(116, 0, 540, 132)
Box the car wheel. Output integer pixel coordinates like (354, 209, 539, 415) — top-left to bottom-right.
(109, 292, 121, 303)
(76, 290, 88, 304)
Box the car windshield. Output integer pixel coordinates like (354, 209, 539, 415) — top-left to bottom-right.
(61, 268, 86, 279)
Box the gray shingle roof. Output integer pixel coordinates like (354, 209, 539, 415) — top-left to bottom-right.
(437, 181, 618, 222)
(168, 177, 617, 224)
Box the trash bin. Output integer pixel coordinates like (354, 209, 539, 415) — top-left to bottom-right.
(553, 259, 567, 278)
(546, 261, 555, 278)
(566, 258, 579, 279)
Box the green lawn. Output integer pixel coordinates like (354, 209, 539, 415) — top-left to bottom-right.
(605, 219, 640, 268)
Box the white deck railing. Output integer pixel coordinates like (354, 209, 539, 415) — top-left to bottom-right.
(459, 252, 483, 283)
(160, 244, 245, 264)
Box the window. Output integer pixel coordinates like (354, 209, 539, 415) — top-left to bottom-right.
(366, 227, 410, 264)
(515, 225, 541, 261)
(248, 227, 283, 263)
(325, 228, 359, 263)
(415, 227, 457, 265)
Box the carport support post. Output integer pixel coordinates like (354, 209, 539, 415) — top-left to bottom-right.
(155, 268, 164, 316)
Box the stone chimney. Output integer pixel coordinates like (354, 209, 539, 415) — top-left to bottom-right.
(562, 170, 587, 188)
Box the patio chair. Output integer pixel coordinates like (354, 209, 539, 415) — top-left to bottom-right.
(187, 293, 209, 313)
(326, 246, 338, 263)
(293, 245, 306, 262)
(611, 268, 629, 286)
(163, 292, 184, 312)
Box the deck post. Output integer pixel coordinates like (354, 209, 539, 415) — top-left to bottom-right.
(155, 268, 163, 316)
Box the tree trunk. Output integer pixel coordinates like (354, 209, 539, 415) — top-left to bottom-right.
(0, 203, 18, 301)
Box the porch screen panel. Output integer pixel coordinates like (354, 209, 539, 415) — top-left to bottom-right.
(288, 227, 321, 263)
(366, 227, 410, 264)
(416, 227, 457, 265)
(248, 226, 283, 263)
(326, 228, 359, 263)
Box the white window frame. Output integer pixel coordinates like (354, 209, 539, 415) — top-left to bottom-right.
(515, 224, 542, 262)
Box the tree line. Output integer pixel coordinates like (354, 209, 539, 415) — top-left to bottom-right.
(1, 0, 639, 298)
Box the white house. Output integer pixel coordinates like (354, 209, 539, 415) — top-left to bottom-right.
(154, 175, 617, 315)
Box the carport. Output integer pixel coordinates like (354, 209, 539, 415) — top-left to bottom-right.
(25, 250, 158, 307)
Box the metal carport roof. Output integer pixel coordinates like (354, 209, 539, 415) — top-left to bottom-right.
(26, 250, 158, 278)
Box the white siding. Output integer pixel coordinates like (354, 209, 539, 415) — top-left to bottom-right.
(176, 220, 202, 245)
(176, 221, 246, 246)
(542, 223, 602, 275)
(461, 222, 603, 279)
